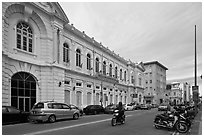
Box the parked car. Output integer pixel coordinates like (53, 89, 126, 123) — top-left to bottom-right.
(68, 104, 83, 116)
(151, 104, 158, 108)
(158, 104, 170, 111)
(29, 101, 80, 123)
(133, 104, 142, 110)
(2, 106, 30, 125)
(83, 105, 105, 115)
(104, 104, 117, 114)
(140, 104, 151, 110)
(124, 104, 134, 111)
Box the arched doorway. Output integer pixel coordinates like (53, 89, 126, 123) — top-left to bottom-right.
(64, 90, 70, 104)
(76, 91, 82, 107)
(96, 93, 100, 105)
(11, 72, 36, 112)
(87, 92, 92, 105)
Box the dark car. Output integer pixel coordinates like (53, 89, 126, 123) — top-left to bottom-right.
(2, 106, 30, 125)
(83, 105, 105, 115)
(151, 104, 158, 108)
(133, 104, 141, 110)
(104, 104, 117, 114)
(140, 104, 151, 110)
(69, 104, 83, 116)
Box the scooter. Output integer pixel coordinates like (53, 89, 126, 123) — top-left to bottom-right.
(111, 110, 125, 126)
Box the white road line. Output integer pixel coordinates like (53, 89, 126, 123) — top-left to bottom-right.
(2, 123, 30, 127)
(25, 115, 133, 135)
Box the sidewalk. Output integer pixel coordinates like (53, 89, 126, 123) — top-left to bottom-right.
(189, 109, 202, 135)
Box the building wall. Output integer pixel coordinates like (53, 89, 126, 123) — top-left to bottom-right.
(168, 82, 182, 105)
(144, 62, 168, 105)
(2, 2, 145, 111)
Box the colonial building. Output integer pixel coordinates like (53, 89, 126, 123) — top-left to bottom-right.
(166, 82, 182, 105)
(167, 82, 191, 105)
(143, 61, 168, 105)
(2, 2, 145, 112)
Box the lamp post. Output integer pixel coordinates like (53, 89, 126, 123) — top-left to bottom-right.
(192, 25, 199, 113)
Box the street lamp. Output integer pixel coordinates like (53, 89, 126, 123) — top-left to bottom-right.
(192, 25, 199, 113)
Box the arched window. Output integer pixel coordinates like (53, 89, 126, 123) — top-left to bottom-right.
(63, 43, 69, 63)
(115, 66, 118, 78)
(120, 69, 122, 80)
(109, 64, 112, 77)
(76, 49, 81, 67)
(139, 94, 142, 103)
(124, 71, 127, 82)
(95, 58, 99, 73)
(16, 22, 33, 53)
(87, 53, 91, 70)
(103, 61, 106, 75)
(131, 72, 134, 84)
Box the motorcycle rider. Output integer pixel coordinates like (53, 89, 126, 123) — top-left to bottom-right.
(115, 102, 125, 120)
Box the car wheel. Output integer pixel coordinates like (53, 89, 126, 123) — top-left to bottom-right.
(73, 113, 79, 120)
(48, 115, 56, 123)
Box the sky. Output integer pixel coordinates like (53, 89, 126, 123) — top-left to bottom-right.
(59, 2, 202, 92)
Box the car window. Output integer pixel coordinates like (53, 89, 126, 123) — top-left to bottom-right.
(52, 104, 62, 109)
(7, 107, 20, 113)
(70, 105, 77, 109)
(2, 107, 8, 113)
(47, 103, 53, 109)
(61, 104, 70, 109)
(33, 103, 44, 109)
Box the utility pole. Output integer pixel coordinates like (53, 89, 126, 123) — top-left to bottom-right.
(192, 25, 199, 113)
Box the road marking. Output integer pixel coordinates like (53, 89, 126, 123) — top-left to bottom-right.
(25, 115, 133, 135)
(2, 123, 30, 127)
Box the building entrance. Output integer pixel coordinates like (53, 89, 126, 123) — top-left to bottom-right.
(11, 72, 36, 112)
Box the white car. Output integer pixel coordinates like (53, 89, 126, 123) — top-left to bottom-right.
(124, 104, 134, 111)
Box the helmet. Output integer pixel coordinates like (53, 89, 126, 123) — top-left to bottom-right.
(118, 102, 122, 107)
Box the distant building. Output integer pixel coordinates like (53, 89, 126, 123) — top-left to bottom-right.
(143, 61, 168, 105)
(167, 82, 183, 105)
(180, 82, 191, 104)
(167, 82, 191, 105)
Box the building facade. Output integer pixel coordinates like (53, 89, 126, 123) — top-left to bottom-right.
(2, 2, 145, 112)
(143, 61, 168, 105)
(167, 82, 182, 105)
(167, 82, 191, 105)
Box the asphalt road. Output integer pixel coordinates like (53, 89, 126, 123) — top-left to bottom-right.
(2, 108, 177, 135)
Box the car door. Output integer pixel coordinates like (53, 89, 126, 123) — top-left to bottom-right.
(52, 103, 64, 120)
(2, 107, 10, 124)
(97, 105, 103, 113)
(61, 104, 73, 119)
(6, 107, 21, 124)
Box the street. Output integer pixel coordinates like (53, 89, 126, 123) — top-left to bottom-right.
(2, 108, 178, 135)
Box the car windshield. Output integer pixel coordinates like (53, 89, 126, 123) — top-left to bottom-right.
(33, 103, 44, 109)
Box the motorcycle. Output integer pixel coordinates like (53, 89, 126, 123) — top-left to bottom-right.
(154, 110, 190, 133)
(111, 110, 125, 126)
